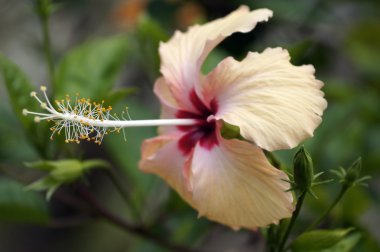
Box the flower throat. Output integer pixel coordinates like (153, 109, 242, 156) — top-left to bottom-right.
(176, 89, 219, 155)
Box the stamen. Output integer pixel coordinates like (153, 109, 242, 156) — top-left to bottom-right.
(24, 86, 197, 145)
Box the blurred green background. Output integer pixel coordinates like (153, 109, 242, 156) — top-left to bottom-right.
(0, 0, 379, 251)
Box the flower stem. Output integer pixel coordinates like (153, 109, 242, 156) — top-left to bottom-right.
(36, 1, 55, 87)
(305, 185, 349, 231)
(277, 191, 307, 252)
(41, 15, 54, 85)
(77, 185, 201, 252)
(265, 224, 277, 252)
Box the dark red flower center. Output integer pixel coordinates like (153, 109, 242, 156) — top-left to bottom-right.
(176, 89, 218, 155)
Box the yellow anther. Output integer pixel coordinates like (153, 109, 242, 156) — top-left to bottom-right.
(34, 116, 41, 123)
(41, 102, 47, 109)
(22, 109, 28, 116)
(40, 86, 47, 91)
(30, 91, 37, 97)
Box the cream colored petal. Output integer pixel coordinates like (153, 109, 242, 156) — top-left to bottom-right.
(153, 77, 182, 135)
(159, 6, 273, 110)
(154, 77, 179, 108)
(188, 134, 294, 229)
(139, 135, 195, 207)
(202, 48, 327, 151)
(157, 103, 181, 135)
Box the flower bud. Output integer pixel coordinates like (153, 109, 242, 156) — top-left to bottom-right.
(49, 160, 84, 182)
(293, 146, 314, 192)
(26, 159, 109, 199)
(344, 157, 362, 186)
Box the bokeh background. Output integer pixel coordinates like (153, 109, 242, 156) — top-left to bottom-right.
(0, 0, 379, 251)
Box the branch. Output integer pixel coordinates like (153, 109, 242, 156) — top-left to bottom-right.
(76, 185, 202, 252)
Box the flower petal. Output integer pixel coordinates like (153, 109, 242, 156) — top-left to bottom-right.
(159, 6, 273, 110)
(202, 48, 327, 151)
(188, 134, 293, 229)
(139, 135, 195, 206)
(153, 77, 183, 135)
(154, 77, 179, 109)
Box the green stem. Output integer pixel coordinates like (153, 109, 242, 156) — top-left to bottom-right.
(306, 185, 349, 231)
(265, 224, 277, 252)
(77, 185, 200, 252)
(36, 0, 55, 87)
(277, 191, 307, 252)
(41, 15, 54, 85)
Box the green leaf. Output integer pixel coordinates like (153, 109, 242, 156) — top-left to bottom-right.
(322, 232, 361, 252)
(0, 55, 54, 158)
(341, 187, 370, 221)
(0, 108, 38, 164)
(202, 48, 229, 74)
(55, 35, 130, 99)
(291, 228, 354, 251)
(345, 19, 380, 79)
(254, 0, 322, 23)
(135, 15, 168, 78)
(104, 99, 156, 206)
(0, 177, 49, 224)
(288, 40, 314, 65)
(105, 87, 138, 106)
(0, 54, 38, 130)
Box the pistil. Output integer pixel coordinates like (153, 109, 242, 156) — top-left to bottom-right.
(24, 86, 196, 144)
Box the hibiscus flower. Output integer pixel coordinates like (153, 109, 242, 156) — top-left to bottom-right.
(139, 6, 327, 229)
